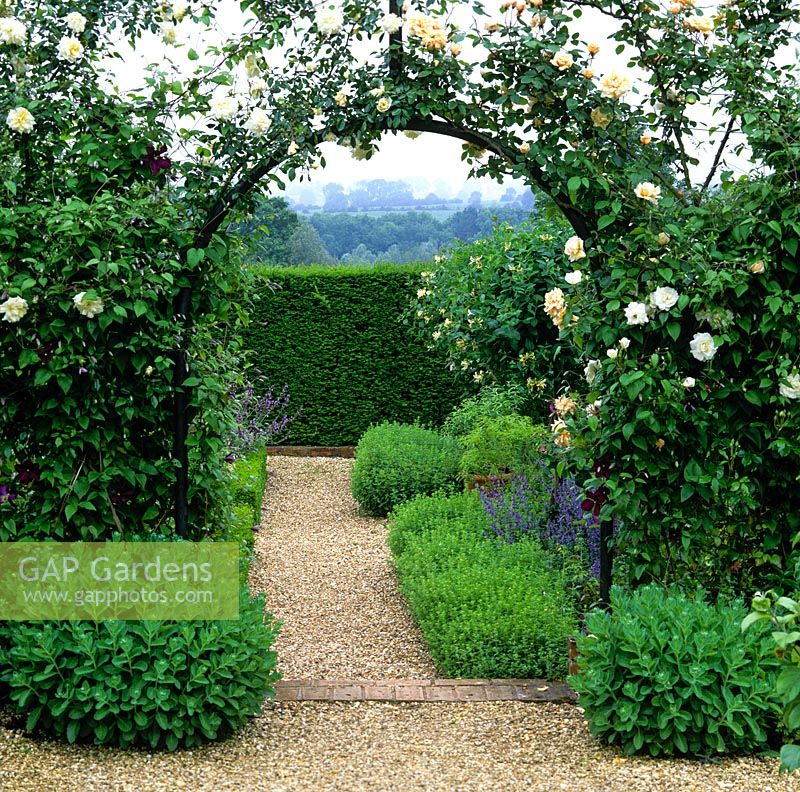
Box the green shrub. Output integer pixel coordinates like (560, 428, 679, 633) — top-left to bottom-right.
(242, 265, 463, 445)
(0, 589, 280, 750)
(571, 585, 781, 758)
(389, 491, 576, 678)
(441, 384, 529, 438)
(351, 422, 463, 516)
(459, 414, 550, 479)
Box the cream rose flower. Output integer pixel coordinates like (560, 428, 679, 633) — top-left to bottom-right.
(591, 108, 611, 129)
(582, 68, 596, 79)
(635, 181, 661, 203)
(554, 395, 577, 417)
(316, 8, 343, 36)
(606, 348, 619, 360)
(209, 95, 238, 120)
(57, 36, 84, 62)
(689, 332, 717, 362)
(544, 287, 567, 327)
(0, 17, 26, 46)
(376, 96, 392, 113)
(0, 296, 28, 323)
(171, 0, 189, 21)
(73, 292, 104, 318)
(656, 231, 670, 246)
(65, 12, 88, 33)
(334, 88, 350, 107)
(244, 108, 271, 136)
(649, 286, 679, 311)
(599, 70, 633, 100)
(624, 301, 650, 326)
(249, 77, 267, 98)
(6, 107, 34, 134)
(749, 260, 765, 274)
(619, 337, 631, 349)
(640, 132, 653, 145)
(584, 359, 602, 384)
(779, 373, 800, 400)
(685, 15, 714, 34)
(587, 42, 600, 55)
(161, 23, 176, 44)
(380, 13, 402, 34)
(518, 142, 530, 154)
(287, 141, 299, 156)
(565, 271, 583, 285)
(564, 235, 586, 262)
(682, 376, 696, 388)
(549, 51, 574, 70)
(449, 42, 462, 57)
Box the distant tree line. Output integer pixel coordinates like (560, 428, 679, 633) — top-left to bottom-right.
(235, 195, 536, 266)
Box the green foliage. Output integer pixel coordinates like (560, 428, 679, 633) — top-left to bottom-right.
(412, 221, 579, 408)
(0, 590, 280, 751)
(744, 587, 800, 772)
(389, 491, 576, 678)
(572, 586, 781, 758)
(351, 422, 462, 516)
(242, 265, 463, 445)
(459, 415, 550, 479)
(441, 384, 529, 438)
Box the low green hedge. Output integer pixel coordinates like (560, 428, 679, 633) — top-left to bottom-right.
(0, 589, 280, 750)
(571, 586, 781, 758)
(351, 422, 463, 516)
(389, 491, 576, 679)
(242, 265, 463, 445)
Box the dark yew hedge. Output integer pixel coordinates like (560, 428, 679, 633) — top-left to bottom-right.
(243, 265, 463, 446)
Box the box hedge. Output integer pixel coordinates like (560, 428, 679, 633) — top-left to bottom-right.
(242, 265, 463, 446)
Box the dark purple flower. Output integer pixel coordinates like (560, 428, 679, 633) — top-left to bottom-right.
(15, 461, 41, 485)
(110, 485, 135, 507)
(36, 341, 57, 363)
(142, 145, 172, 176)
(0, 484, 17, 503)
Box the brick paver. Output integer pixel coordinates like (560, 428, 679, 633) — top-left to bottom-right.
(275, 679, 576, 704)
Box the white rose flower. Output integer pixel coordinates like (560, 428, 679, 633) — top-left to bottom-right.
(779, 374, 800, 400)
(565, 271, 583, 285)
(244, 108, 271, 136)
(584, 359, 602, 384)
(634, 181, 661, 204)
(376, 96, 392, 113)
(209, 95, 238, 120)
(380, 13, 403, 34)
(606, 348, 619, 360)
(649, 286, 680, 312)
(619, 337, 631, 349)
(316, 8, 343, 36)
(57, 36, 84, 62)
(65, 12, 87, 33)
(73, 292, 104, 318)
(6, 107, 34, 134)
(682, 377, 696, 388)
(249, 77, 267, 98)
(0, 17, 27, 46)
(624, 301, 650, 326)
(564, 235, 586, 262)
(689, 332, 717, 362)
(0, 296, 28, 323)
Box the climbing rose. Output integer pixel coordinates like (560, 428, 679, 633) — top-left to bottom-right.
(565, 271, 583, 285)
(779, 373, 800, 400)
(689, 332, 717, 362)
(6, 107, 34, 133)
(624, 301, 649, 325)
(549, 51, 573, 70)
(0, 17, 26, 45)
(682, 377, 696, 388)
(316, 8, 343, 36)
(73, 292, 104, 318)
(57, 36, 84, 62)
(584, 359, 601, 384)
(209, 95, 238, 120)
(379, 13, 402, 33)
(649, 286, 679, 311)
(591, 108, 611, 129)
(599, 70, 633, 100)
(376, 96, 392, 113)
(64, 12, 87, 33)
(244, 108, 271, 136)
(0, 296, 28, 323)
(634, 181, 661, 203)
(564, 235, 586, 262)
(685, 15, 714, 34)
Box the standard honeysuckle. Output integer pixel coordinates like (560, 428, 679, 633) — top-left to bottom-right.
(0, 17, 26, 45)
(689, 332, 717, 362)
(0, 296, 28, 323)
(6, 107, 34, 133)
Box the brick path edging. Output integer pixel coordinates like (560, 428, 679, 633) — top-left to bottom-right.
(275, 679, 577, 704)
(267, 446, 356, 458)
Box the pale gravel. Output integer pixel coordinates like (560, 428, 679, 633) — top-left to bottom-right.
(248, 455, 436, 679)
(1, 702, 796, 792)
(0, 455, 796, 792)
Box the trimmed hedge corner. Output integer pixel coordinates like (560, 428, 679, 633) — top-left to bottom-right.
(242, 265, 463, 445)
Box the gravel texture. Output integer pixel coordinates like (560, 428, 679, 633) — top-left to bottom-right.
(248, 455, 436, 679)
(1, 702, 795, 792)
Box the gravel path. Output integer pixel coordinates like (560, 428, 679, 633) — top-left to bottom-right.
(1, 702, 794, 792)
(248, 456, 436, 679)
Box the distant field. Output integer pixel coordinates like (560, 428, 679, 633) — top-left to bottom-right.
(296, 204, 510, 221)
